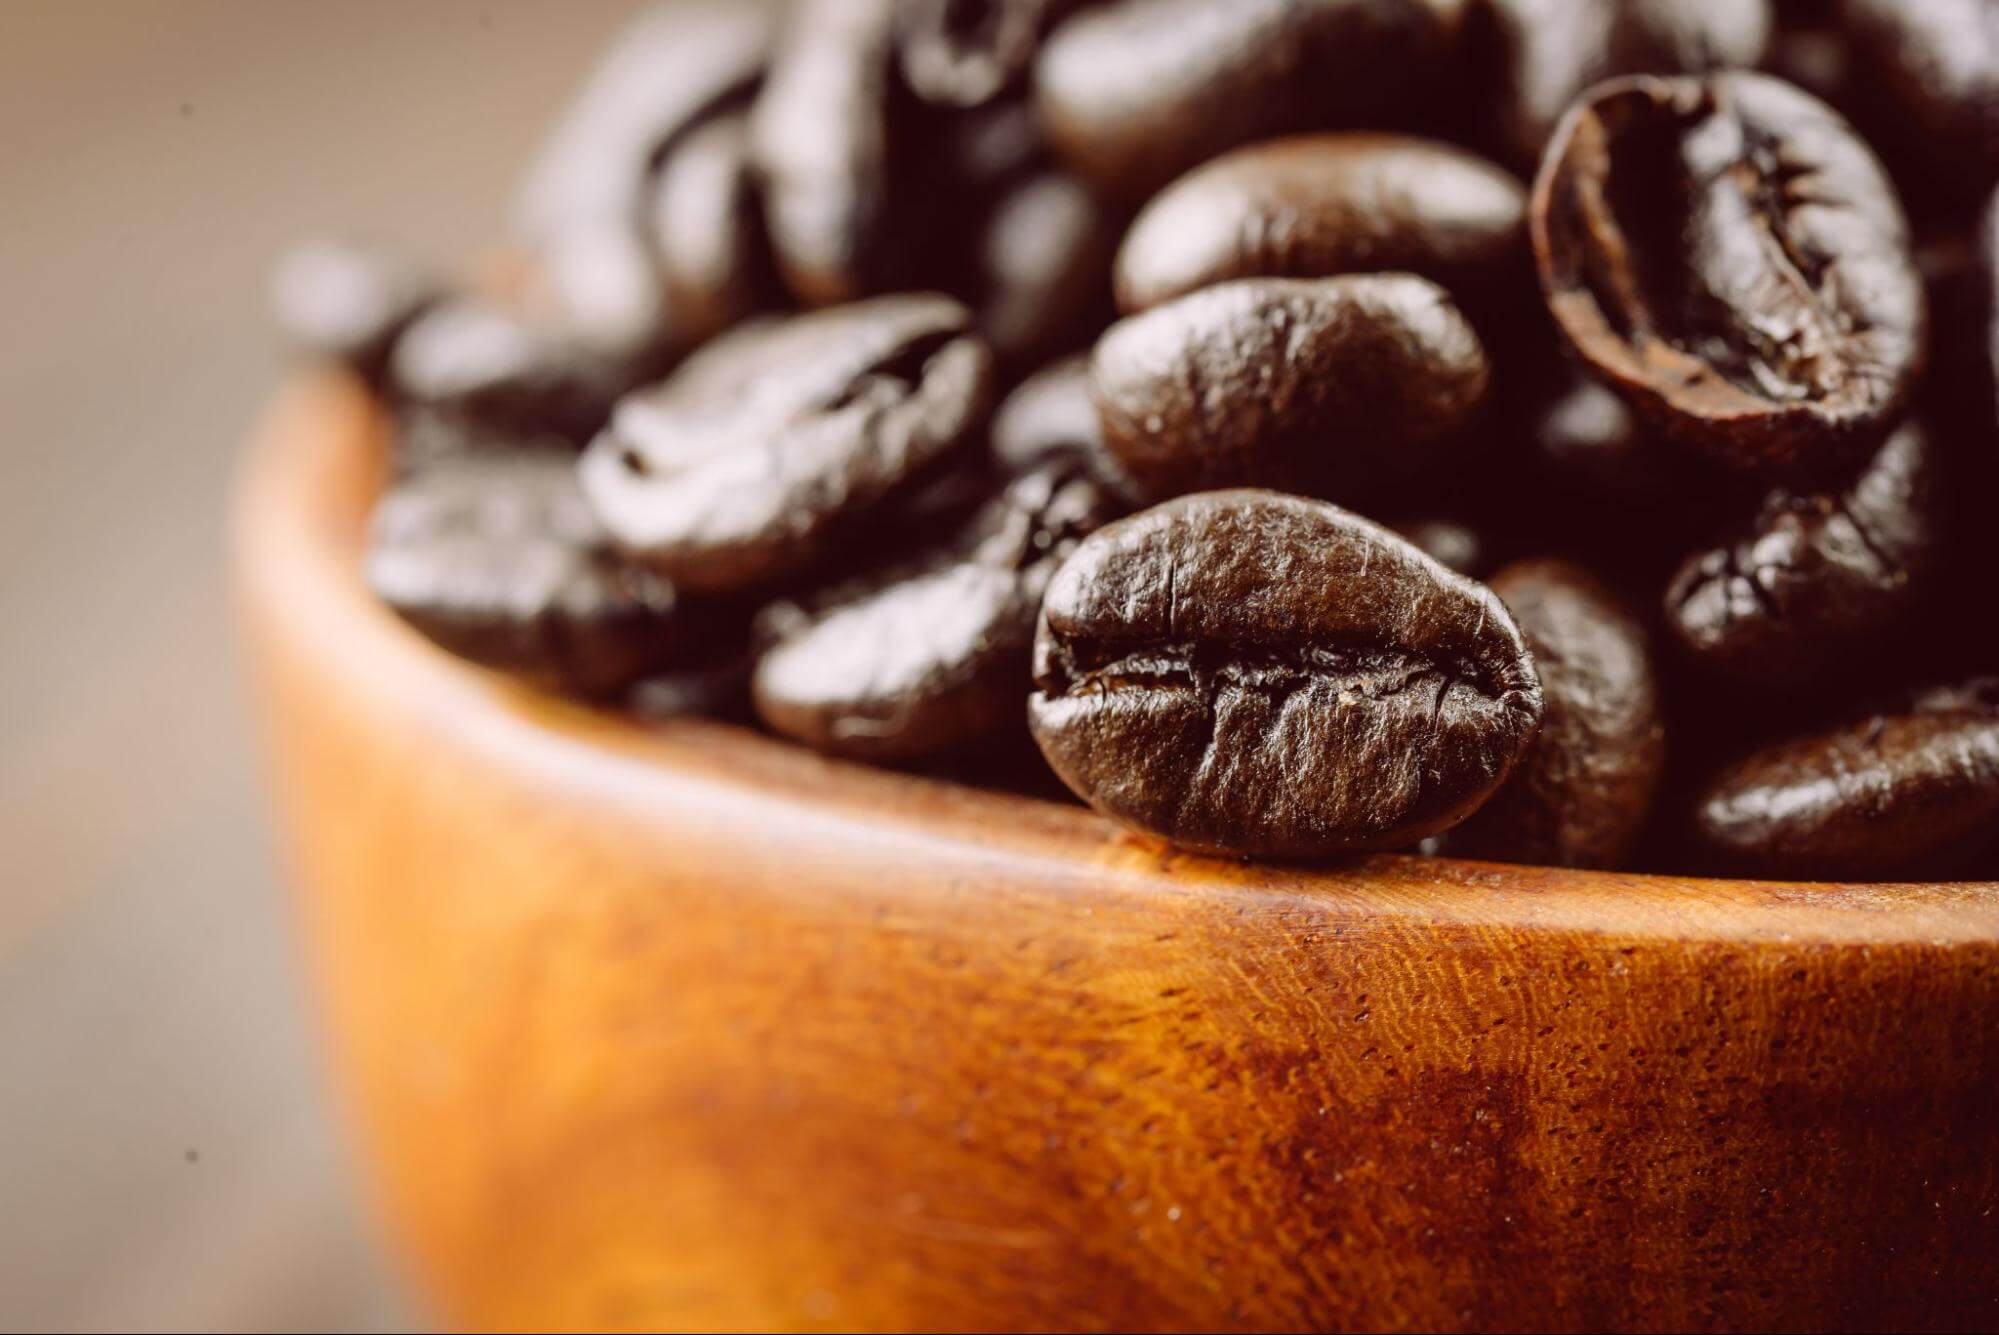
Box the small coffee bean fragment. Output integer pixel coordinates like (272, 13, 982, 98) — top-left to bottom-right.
(1029, 490, 1543, 858)
(1090, 274, 1489, 501)
(580, 294, 994, 593)
(1114, 133, 1527, 314)
(269, 237, 436, 384)
(1034, 0, 1469, 201)
(1694, 681, 1999, 879)
(1432, 559, 1664, 868)
(1533, 72, 1926, 481)
(1665, 419, 1939, 684)
(366, 452, 685, 698)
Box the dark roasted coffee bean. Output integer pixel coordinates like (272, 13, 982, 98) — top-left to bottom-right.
(1533, 72, 1925, 480)
(1839, 0, 1999, 180)
(268, 237, 436, 384)
(1114, 133, 1527, 314)
(626, 652, 755, 721)
(580, 294, 995, 593)
(754, 460, 1122, 761)
(1694, 681, 1999, 879)
(991, 354, 1142, 498)
(521, 219, 676, 368)
(969, 167, 1119, 369)
(1387, 518, 1488, 577)
(1034, 0, 1469, 201)
(388, 297, 628, 444)
(897, 0, 1076, 108)
(1467, 0, 1773, 168)
(1090, 275, 1489, 501)
(646, 110, 780, 346)
(752, 0, 937, 305)
(366, 452, 685, 697)
(1531, 370, 1678, 497)
(1432, 559, 1664, 868)
(1665, 419, 1938, 683)
(1028, 490, 1543, 857)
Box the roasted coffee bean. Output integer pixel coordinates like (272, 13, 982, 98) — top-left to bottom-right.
(626, 652, 755, 721)
(991, 354, 1141, 498)
(1665, 419, 1938, 683)
(366, 452, 685, 697)
(1090, 274, 1489, 501)
(514, 0, 775, 241)
(269, 237, 436, 384)
(1114, 133, 1527, 314)
(1533, 72, 1925, 480)
(969, 167, 1119, 369)
(1530, 370, 1678, 497)
(388, 297, 628, 444)
(1387, 518, 1488, 577)
(897, 0, 1076, 108)
(1694, 680, 1999, 879)
(1467, 0, 1773, 168)
(1432, 559, 1664, 868)
(521, 219, 677, 367)
(580, 294, 994, 593)
(1034, 0, 1468, 201)
(752, 0, 937, 305)
(1839, 0, 1998, 180)
(754, 460, 1122, 761)
(647, 110, 780, 346)
(1028, 490, 1543, 857)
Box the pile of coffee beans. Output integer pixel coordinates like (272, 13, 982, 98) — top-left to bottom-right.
(273, 0, 1999, 881)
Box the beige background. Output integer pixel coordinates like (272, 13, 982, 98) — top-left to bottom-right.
(0, 3, 647, 1328)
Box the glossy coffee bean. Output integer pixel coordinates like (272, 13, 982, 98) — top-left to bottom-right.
(1090, 275, 1489, 501)
(365, 452, 685, 698)
(1839, 0, 1998, 179)
(754, 459, 1121, 762)
(1387, 518, 1488, 577)
(897, 0, 1076, 108)
(1433, 559, 1664, 868)
(991, 354, 1142, 499)
(1665, 419, 1938, 684)
(388, 297, 628, 444)
(514, 0, 775, 241)
(969, 167, 1119, 370)
(647, 110, 780, 346)
(580, 294, 995, 593)
(1114, 133, 1527, 314)
(1028, 490, 1543, 858)
(1695, 680, 1999, 879)
(268, 237, 436, 384)
(1034, 0, 1468, 200)
(1533, 72, 1925, 481)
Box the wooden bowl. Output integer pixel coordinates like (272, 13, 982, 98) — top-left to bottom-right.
(234, 373, 1999, 1333)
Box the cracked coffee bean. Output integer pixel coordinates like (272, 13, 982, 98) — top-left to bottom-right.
(1034, 0, 1468, 201)
(1113, 132, 1528, 314)
(1090, 274, 1489, 501)
(1432, 559, 1665, 868)
(1533, 71, 1925, 480)
(366, 452, 686, 698)
(1665, 418, 1938, 684)
(1028, 490, 1544, 858)
(1695, 678, 1999, 879)
(580, 294, 995, 593)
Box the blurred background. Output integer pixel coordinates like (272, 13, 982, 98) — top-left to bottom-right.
(0, 3, 646, 1328)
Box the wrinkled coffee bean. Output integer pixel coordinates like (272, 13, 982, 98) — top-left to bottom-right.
(269, 237, 436, 384)
(755, 460, 1121, 761)
(366, 452, 685, 697)
(1114, 133, 1527, 314)
(1034, 0, 1468, 200)
(1433, 559, 1664, 868)
(580, 294, 994, 592)
(1695, 679, 1999, 879)
(1839, 0, 1998, 180)
(388, 297, 628, 444)
(1028, 490, 1543, 857)
(1665, 418, 1939, 683)
(1534, 72, 1925, 480)
(647, 110, 780, 346)
(897, 0, 1075, 108)
(1091, 274, 1489, 500)
(1387, 518, 1489, 577)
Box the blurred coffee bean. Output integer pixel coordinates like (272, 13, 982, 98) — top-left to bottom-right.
(897, 0, 1079, 108)
(1114, 133, 1527, 314)
(581, 294, 995, 593)
(521, 218, 677, 368)
(1839, 0, 1998, 183)
(969, 167, 1119, 369)
(1028, 489, 1543, 857)
(1433, 558, 1665, 868)
(269, 237, 437, 385)
(1090, 274, 1489, 501)
(991, 353, 1141, 498)
(1694, 680, 1999, 879)
(647, 110, 781, 345)
(1034, 0, 1469, 201)
(1387, 518, 1488, 577)
(366, 452, 686, 697)
(389, 297, 630, 444)
(1533, 72, 1925, 481)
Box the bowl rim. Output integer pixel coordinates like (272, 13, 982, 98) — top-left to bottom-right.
(232, 370, 1999, 947)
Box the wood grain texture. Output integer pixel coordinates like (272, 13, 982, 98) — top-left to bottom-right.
(234, 373, 1999, 1333)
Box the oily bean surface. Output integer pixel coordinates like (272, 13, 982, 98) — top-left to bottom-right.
(1028, 489, 1543, 858)
(366, 452, 684, 697)
(1090, 274, 1489, 501)
(580, 294, 994, 593)
(1533, 71, 1925, 480)
(1114, 132, 1527, 313)
(1433, 559, 1664, 869)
